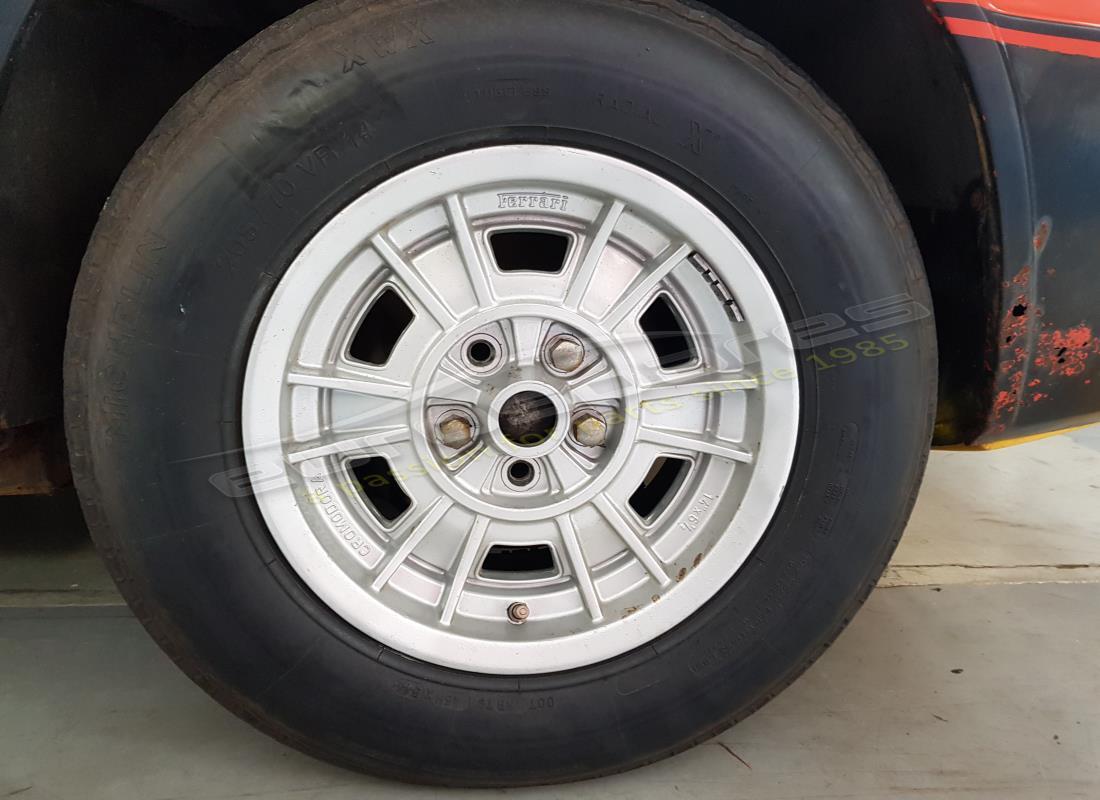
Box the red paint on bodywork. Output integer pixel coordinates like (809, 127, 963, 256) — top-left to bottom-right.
(999, 290, 1030, 349)
(1033, 221, 1052, 254)
(945, 17, 1100, 59)
(1034, 325, 1100, 377)
(944, 0, 1100, 28)
(990, 260, 1100, 423)
(993, 371, 1024, 420)
(992, 268, 1035, 420)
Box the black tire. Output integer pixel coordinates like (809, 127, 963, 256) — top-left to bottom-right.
(65, 0, 935, 786)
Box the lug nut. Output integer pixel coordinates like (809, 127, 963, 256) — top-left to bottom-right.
(548, 336, 585, 373)
(572, 412, 608, 448)
(437, 414, 473, 449)
(507, 601, 530, 625)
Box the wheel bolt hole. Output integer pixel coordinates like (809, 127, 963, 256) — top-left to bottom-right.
(467, 339, 496, 367)
(507, 459, 536, 487)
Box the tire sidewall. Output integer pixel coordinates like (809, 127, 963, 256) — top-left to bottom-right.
(66, 0, 935, 784)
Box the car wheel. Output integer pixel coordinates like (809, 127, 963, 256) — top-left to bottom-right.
(65, 0, 936, 786)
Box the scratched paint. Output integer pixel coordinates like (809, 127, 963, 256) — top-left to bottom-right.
(999, 297, 1030, 350)
(1034, 325, 1100, 378)
(991, 264, 1037, 421)
(988, 249, 1100, 423)
(992, 371, 1024, 420)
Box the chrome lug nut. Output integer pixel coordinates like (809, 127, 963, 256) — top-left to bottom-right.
(507, 602, 530, 625)
(437, 414, 474, 449)
(572, 412, 608, 448)
(548, 336, 585, 373)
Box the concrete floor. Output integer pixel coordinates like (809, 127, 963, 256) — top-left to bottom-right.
(2, 427, 1099, 798)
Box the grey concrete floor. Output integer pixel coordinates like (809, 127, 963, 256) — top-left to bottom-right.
(2, 428, 1099, 798)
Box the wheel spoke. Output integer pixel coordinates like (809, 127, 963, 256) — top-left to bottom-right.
(372, 497, 453, 591)
(430, 366, 483, 405)
(545, 447, 591, 492)
(639, 372, 758, 404)
(453, 447, 502, 492)
(563, 200, 626, 311)
(601, 243, 693, 329)
(439, 514, 490, 625)
(593, 494, 671, 587)
(446, 194, 494, 308)
(510, 316, 546, 368)
(287, 370, 412, 401)
(556, 514, 603, 622)
(569, 368, 622, 405)
(638, 427, 754, 464)
(371, 233, 456, 327)
(286, 426, 411, 465)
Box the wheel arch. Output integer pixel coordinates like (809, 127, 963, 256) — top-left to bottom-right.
(0, 0, 1001, 494)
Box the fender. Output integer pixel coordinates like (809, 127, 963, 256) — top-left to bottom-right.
(936, 0, 1100, 444)
(1, 0, 1099, 496)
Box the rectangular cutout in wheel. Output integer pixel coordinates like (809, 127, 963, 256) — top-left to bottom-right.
(349, 288, 414, 365)
(490, 230, 571, 273)
(480, 543, 556, 576)
(628, 456, 691, 521)
(350, 457, 412, 522)
(639, 294, 696, 369)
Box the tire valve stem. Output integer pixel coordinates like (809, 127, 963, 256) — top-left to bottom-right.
(507, 602, 530, 625)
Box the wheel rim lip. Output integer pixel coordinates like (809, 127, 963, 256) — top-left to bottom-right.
(241, 144, 800, 674)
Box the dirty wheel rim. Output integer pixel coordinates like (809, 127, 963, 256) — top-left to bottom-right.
(242, 145, 799, 674)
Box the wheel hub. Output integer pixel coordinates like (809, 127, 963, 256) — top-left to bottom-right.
(497, 390, 558, 446)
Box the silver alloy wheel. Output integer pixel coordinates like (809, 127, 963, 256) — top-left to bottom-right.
(242, 145, 799, 674)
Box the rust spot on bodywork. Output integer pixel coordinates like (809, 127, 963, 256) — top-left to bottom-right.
(992, 267, 1035, 420)
(986, 252, 1100, 426)
(992, 371, 1023, 420)
(1033, 219, 1052, 254)
(999, 266, 1033, 351)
